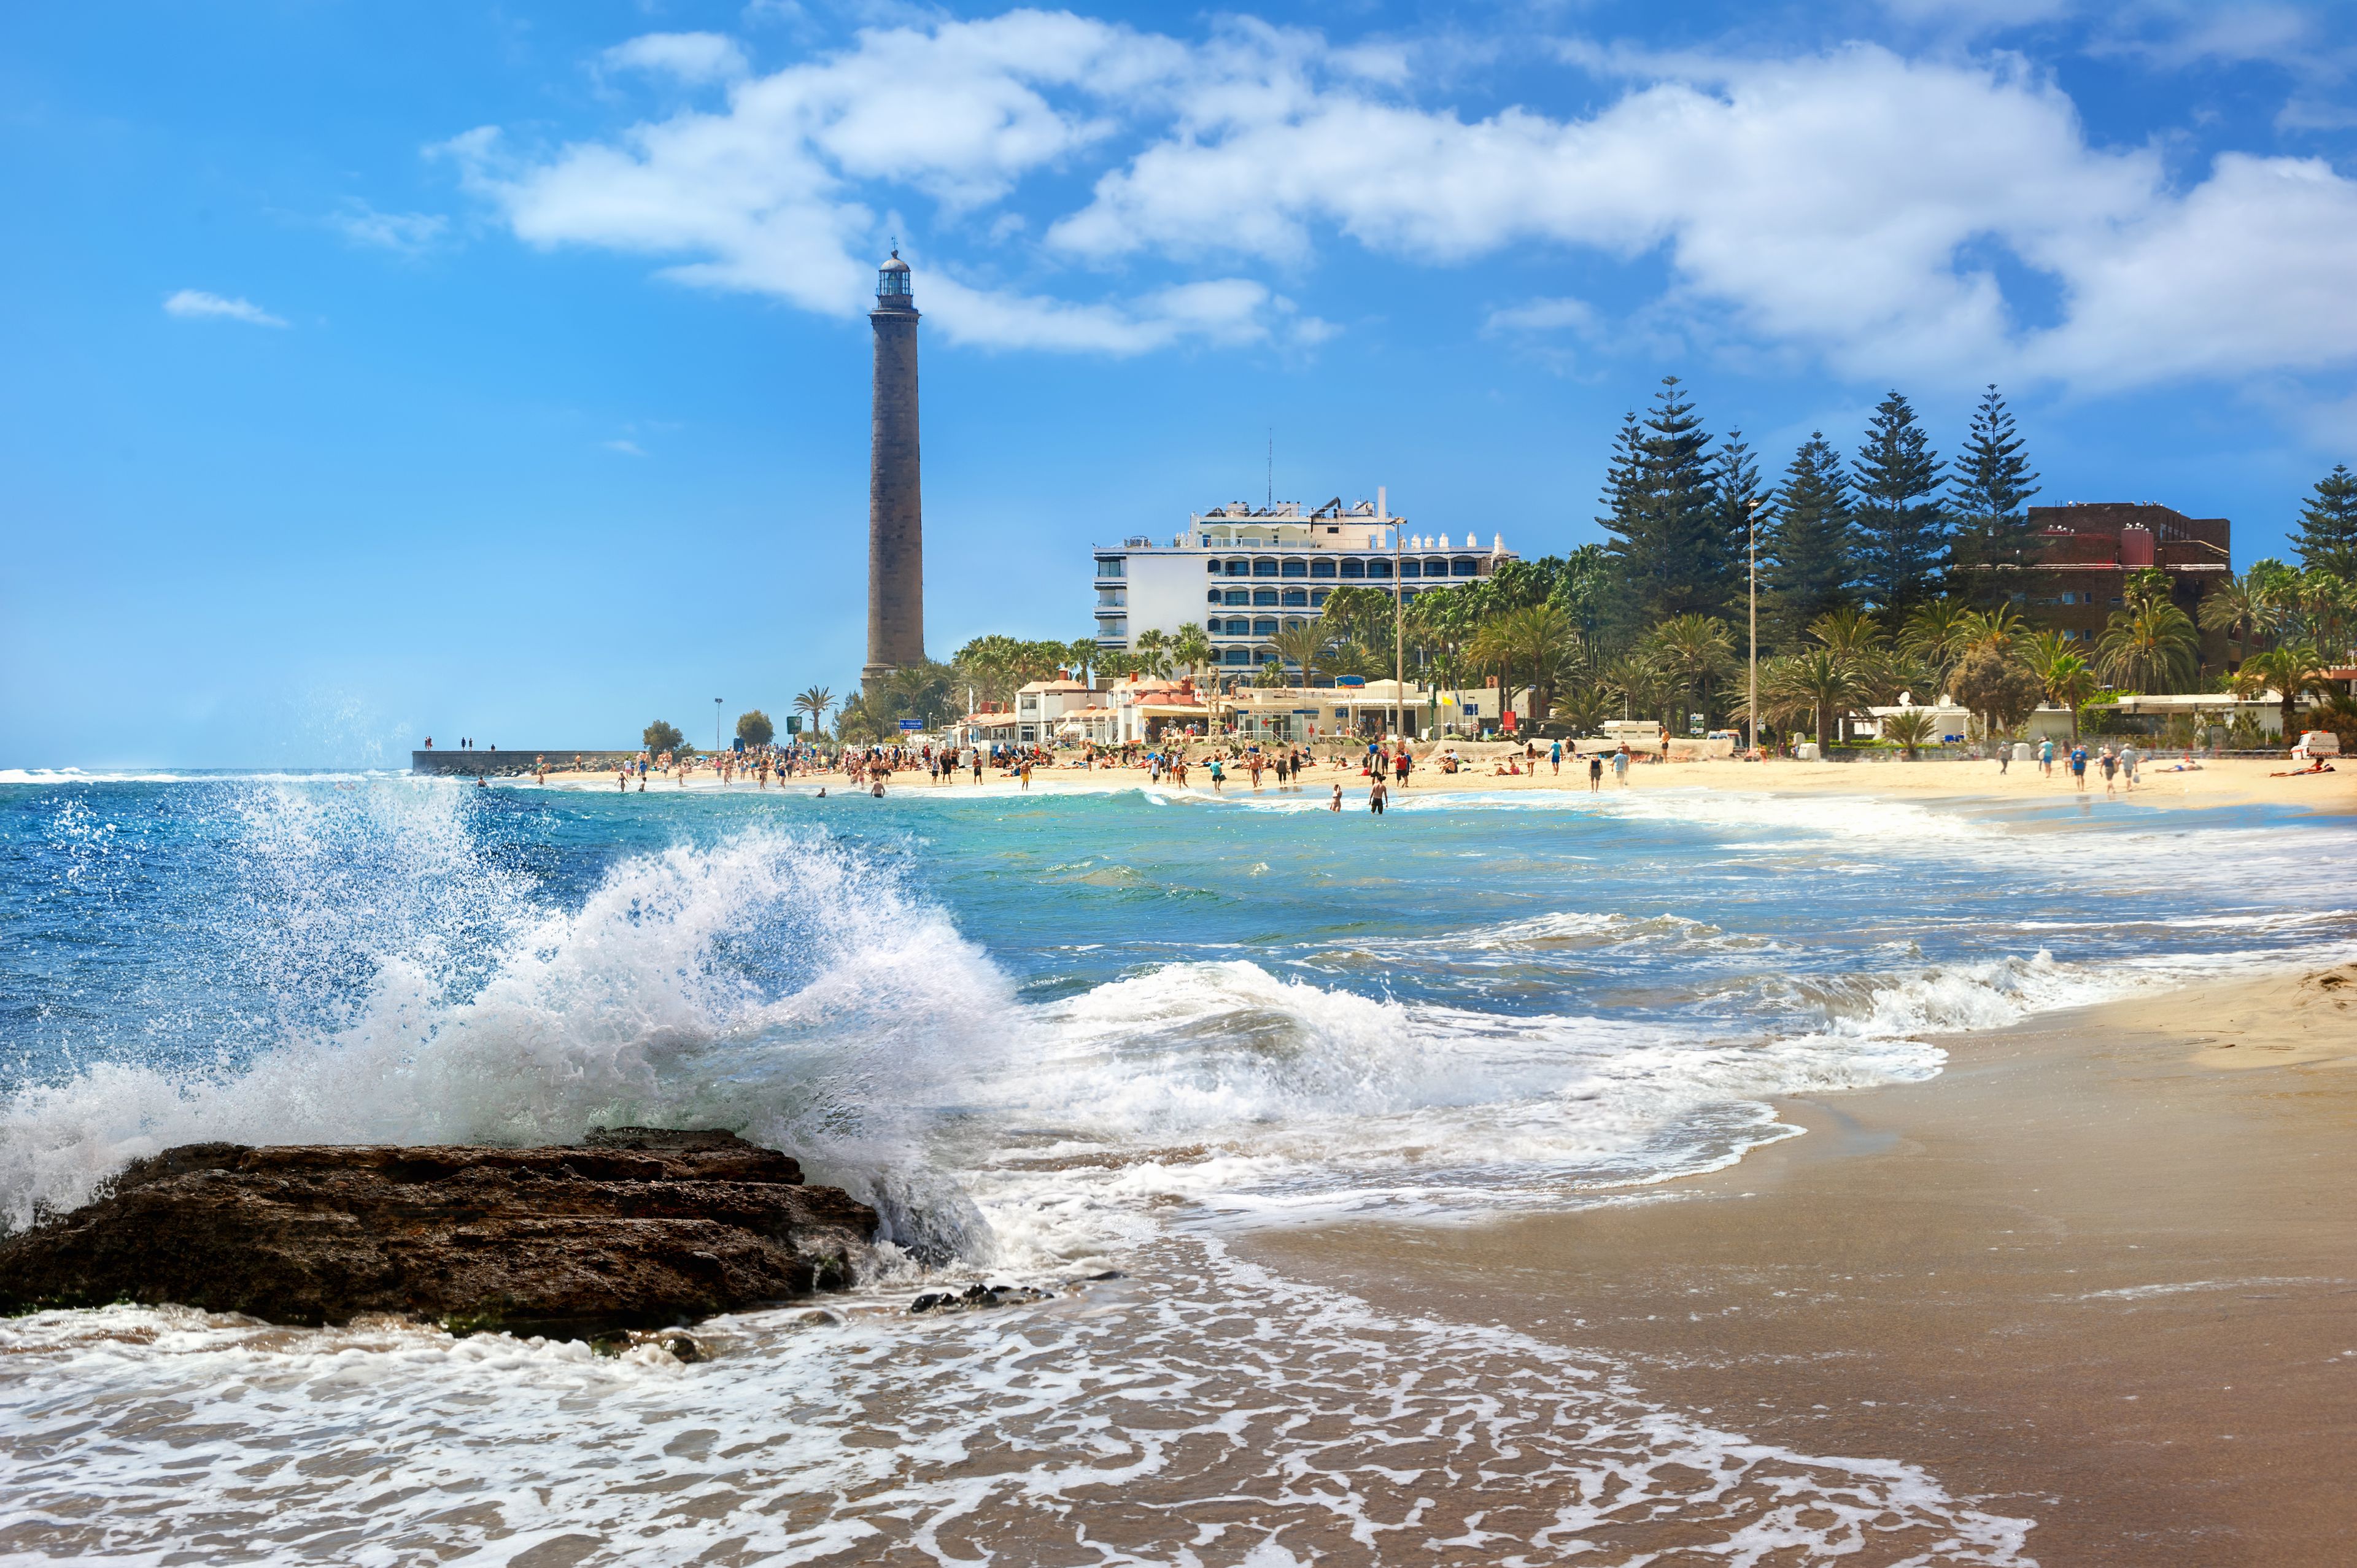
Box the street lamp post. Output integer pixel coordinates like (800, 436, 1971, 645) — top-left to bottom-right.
(714, 698, 724, 755)
(1747, 500, 1762, 756)
(1385, 486, 1406, 742)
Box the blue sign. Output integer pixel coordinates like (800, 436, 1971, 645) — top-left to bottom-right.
(1334, 675, 1366, 688)
(898, 719, 923, 731)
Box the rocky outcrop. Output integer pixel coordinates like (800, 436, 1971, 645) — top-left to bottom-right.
(0, 1128, 875, 1339)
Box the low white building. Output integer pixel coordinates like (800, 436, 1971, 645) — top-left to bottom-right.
(1014, 679, 1096, 745)
(1092, 490, 1519, 678)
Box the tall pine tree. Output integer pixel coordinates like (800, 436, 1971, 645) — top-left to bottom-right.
(1601, 377, 1727, 636)
(1851, 390, 1948, 614)
(1763, 433, 1856, 649)
(1947, 384, 2041, 600)
(2290, 464, 2357, 579)
(1713, 430, 1767, 625)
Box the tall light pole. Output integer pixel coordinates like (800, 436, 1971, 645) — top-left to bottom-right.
(1385, 485, 1406, 743)
(714, 697, 724, 755)
(1747, 499, 1762, 755)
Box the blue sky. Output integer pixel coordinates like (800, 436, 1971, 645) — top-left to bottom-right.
(4, 0, 2354, 767)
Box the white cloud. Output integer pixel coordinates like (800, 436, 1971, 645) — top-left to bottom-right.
(1049, 40, 2357, 390)
(330, 200, 449, 253)
(162, 290, 287, 327)
(1878, 0, 2074, 26)
(602, 31, 750, 84)
(603, 438, 649, 455)
(447, 12, 2357, 387)
(1484, 296, 1600, 336)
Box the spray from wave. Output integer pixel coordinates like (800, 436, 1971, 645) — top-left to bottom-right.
(0, 782, 1016, 1242)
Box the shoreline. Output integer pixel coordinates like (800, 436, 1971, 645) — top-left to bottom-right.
(1240, 963, 2357, 1565)
(520, 752, 2355, 814)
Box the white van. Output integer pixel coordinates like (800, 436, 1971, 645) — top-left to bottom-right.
(2292, 730, 2341, 759)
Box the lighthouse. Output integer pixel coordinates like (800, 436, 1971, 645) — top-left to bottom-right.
(862, 249, 924, 695)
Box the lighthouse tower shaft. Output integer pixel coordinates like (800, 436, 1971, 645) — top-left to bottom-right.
(863, 253, 924, 695)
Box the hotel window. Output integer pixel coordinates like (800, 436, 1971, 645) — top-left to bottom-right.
(1280, 558, 1307, 577)
(1253, 558, 1279, 577)
(1425, 557, 1446, 576)
(1367, 560, 1393, 579)
(1253, 589, 1279, 606)
(1225, 558, 1250, 576)
(1309, 588, 1329, 606)
(1207, 589, 1223, 603)
(1451, 557, 1477, 576)
(1309, 558, 1336, 578)
(1224, 589, 1248, 606)
(1225, 618, 1250, 635)
(1223, 647, 1252, 665)
(1282, 589, 1307, 606)
(1207, 559, 1223, 574)
(1096, 558, 1124, 578)
(1253, 618, 1278, 636)
(1399, 560, 1422, 578)
(1341, 560, 1365, 578)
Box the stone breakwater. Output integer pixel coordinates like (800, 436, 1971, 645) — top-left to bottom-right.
(0, 1129, 875, 1339)
(411, 749, 640, 776)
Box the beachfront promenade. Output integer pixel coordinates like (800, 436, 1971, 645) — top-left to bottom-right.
(508, 748, 2351, 813)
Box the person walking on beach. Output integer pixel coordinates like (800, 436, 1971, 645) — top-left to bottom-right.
(1209, 757, 1225, 792)
(2121, 741, 2140, 790)
(1550, 738, 1562, 776)
(1588, 752, 1603, 792)
(2070, 744, 2088, 790)
(2100, 746, 2119, 795)
(1330, 781, 1342, 812)
(1020, 757, 1033, 790)
(2040, 737, 2054, 779)
(1612, 746, 1631, 788)
(1369, 775, 1387, 814)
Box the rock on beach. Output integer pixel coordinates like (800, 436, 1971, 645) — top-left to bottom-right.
(0, 1127, 876, 1339)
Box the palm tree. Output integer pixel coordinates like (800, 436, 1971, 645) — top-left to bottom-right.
(1772, 648, 1869, 750)
(1470, 603, 1578, 730)
(1600, 651, 1673, 728)
(1643, 613, 1736, 729)
(834, 693, 887, 744)
(793, 685, 834, 740)
(1808, 606, 1887, 664)
(2198, 573, 2271, 666)
(1269, 620, 1333, 690)
(2026, 638, 2098, 742)
(1956, 605, 2029, 660)
(1882, 708, 1937, 760)
(1550, 681, 1611, 735)
(1132, 628, 1174, 680)
(1898, 598, 1975, 689)
(2235, 643, 2334, 741)
(1172, 624, 1215, 686)
(2096, 598, 2200, 693)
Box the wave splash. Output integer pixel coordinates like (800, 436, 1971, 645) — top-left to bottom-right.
(0, 782, 1015, 1238)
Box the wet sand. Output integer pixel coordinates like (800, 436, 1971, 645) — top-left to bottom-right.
(1245, 965, 2357, 1566)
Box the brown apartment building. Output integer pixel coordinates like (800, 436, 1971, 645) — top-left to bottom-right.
(1959, 501, 2235, 670)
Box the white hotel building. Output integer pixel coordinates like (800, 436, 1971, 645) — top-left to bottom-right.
(1093, 493, 1518, 671)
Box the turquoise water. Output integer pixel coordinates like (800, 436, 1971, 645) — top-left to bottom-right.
(2, 772, 2352, 1563)
(5, 773, 2355, 1242)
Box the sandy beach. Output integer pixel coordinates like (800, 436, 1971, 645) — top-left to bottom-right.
(539, 751, 2357, 814)
(1245, 962, 2357, 1565)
